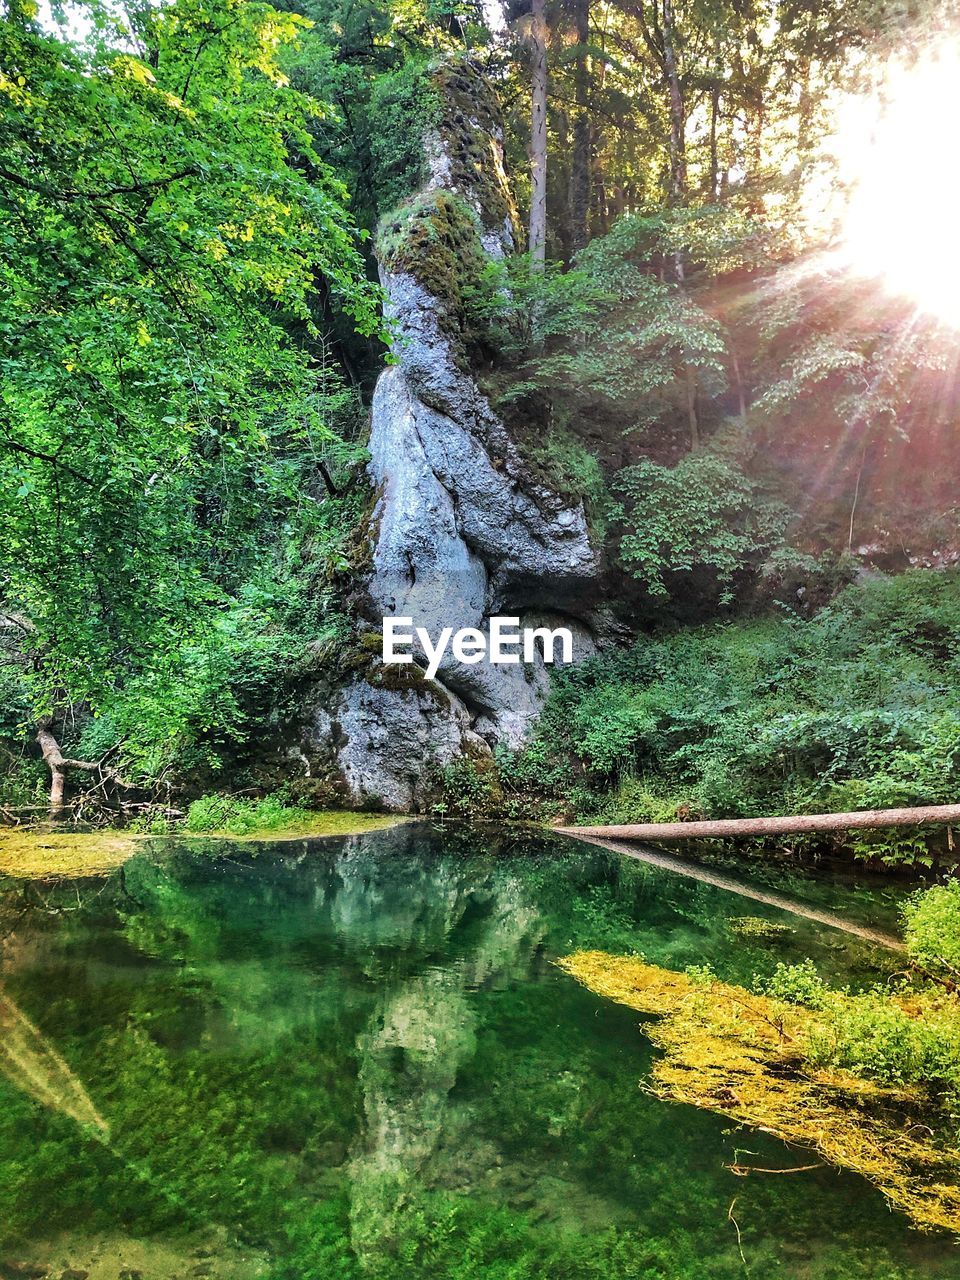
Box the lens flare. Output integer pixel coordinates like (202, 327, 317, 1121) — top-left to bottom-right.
(833, 40, 960, 327)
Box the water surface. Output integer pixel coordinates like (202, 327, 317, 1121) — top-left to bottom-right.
(0, 825, 956, 1279)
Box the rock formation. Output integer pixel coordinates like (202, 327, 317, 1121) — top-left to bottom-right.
(305, 60, 601, 811)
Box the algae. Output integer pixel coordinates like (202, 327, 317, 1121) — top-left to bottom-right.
(1, 831, 957, 1277)
(557, 950, 960, 1235)
(185, 810, 403, 841)
(0, 830, 139, 880)
(0, 812, 403, 879)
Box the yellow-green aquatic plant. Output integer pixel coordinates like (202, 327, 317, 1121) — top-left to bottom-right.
(558, 950, 960, 1234)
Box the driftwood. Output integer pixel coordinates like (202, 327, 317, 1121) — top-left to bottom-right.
(558, 803, 960, 843)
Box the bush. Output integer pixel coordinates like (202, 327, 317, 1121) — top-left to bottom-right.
(758, 959, 831, 1009)
(805, 988, 960, 1103)
(430, 757, 502, 821)
(368, 61, 441, 212)
(514, 570, 960, 866)
(184, 792, 311, 835)
(903, 879, 960, 978)
(612, 453, 792, 601)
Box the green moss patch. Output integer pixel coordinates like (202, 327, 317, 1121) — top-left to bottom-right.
(182, 811, 404, 841)
(378, 189, 491, 358)
(432, 59, 518, 235)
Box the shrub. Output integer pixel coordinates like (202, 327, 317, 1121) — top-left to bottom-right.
(368, 62, 441, 212)
(612, 453, 792, 601)
(805, 989, 960, 1104)
(903, 879, 960, 978)
(758, 959, 831, 1009)
(184, 792, 311, 835)
(515, 570, 960, 866)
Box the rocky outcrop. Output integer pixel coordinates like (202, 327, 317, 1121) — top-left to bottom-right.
(305, 59, 601, 810)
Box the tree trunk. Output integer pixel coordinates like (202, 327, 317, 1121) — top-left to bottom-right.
(661, 0, 686, 202)
(708, 81, 720, 201)
(568, 0, 591, 255)
(36, 720, 100, 818)
(730, 344, 747, 423)
(560, 803, 960, 842)
(684, 363, 700, 450)
(37, 723, 68, 818)
(528, 0, 549, 269)
(745, 99, 766, 215)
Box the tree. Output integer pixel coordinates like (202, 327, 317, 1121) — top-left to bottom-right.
(528, 0, 548, 268)
(0, 0, 381, 808)
(567, 0, 592, 252)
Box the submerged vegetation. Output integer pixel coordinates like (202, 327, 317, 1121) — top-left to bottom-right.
(559, 872, 960, 1236)
(0, 829, 139, 879)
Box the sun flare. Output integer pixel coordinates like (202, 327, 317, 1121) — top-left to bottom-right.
(833, 39, 960, 327)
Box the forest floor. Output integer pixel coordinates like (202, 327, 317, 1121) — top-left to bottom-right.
(0, 811, 405, 879)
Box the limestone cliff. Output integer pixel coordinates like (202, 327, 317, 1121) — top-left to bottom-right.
(305, 60, 601, 811)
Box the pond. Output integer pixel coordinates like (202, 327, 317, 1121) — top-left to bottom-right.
(0, 824, 957, 1279)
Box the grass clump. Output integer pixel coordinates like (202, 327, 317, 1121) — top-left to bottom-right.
(182, 792, 400, 839)
(184, 792, 311, 835)
(558, 950, 960, 1234)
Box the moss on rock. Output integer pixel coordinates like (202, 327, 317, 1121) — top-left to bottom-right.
(378, 188, 491, 359)
(432, 59, 519, 238)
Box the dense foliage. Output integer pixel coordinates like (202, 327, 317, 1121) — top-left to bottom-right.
(493, 571, 960, 866)
(1, 0, 382, 797)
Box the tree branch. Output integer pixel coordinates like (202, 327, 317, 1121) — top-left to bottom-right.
(0, 436, 97, 485)
(0, 165, 199, 203)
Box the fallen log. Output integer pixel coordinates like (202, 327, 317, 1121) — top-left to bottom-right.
(558, 803, 960, 842)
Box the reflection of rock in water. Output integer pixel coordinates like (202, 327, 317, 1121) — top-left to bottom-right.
(0, 985, 109, 1136)
(349, 972, 477, 1262)
(331, 838, 477, 956)
(341, 847, 547, 1268)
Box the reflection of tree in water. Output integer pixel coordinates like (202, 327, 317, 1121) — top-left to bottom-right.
(335, 838, 547, 1267)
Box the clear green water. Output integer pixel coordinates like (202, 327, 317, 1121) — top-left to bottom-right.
(0, 825, 957, 1279)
